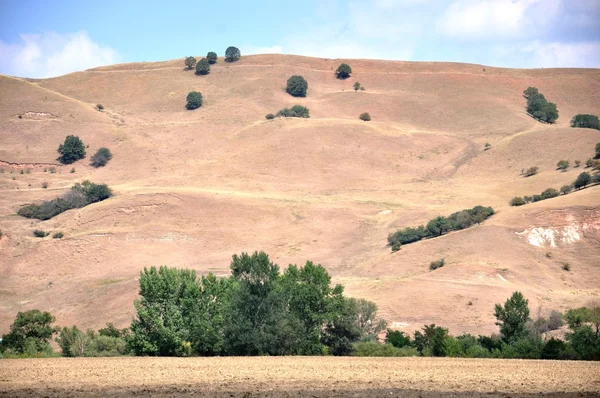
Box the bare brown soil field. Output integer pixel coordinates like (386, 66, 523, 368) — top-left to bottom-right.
(1, 54, 599, 336)
(0, 357, 599, 397)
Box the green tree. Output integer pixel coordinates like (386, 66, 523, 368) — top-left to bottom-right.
(571, 114, 600, 130)
(510, 197, 526, 206)
(352, 298, 387, 341)
(91, 147, 112, 167)
(335, 63, 352, 79)
(425, 216, 453, 237)
(186, 91, 203, 110)
(58, 135, 86, 164)
(71, 180, 113, 203)
(556, 160, 569, 171)
(286, 75, 308, 97)
(206, 51, 217, 64)
(413, 324, 448, 356)
(359, 112, 371, 121)
(1, 310, 57, 353)
(541, 102, 559, 123)
(225, 46, 241, 62)
(526, 93, 547, 114)
(57, 326, 94, 357)
(184, 56, 196, 70)
(523, 86, 538, 98)
(540, 188, 559, 199)
(195, 58, 210, 75)
(574, 172, 591, 189)
(354, 82, 361, 91)
(321, 296, 362, 356)
(494, 291, 530, 343)
(385, 330, 412, 348)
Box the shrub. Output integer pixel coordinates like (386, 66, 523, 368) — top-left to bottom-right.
(571, 114, 600, 130)
(560, 185, 572, 195)
(574, 172, 591, 189)
(429, 258, 445, 271)
(335, 63, 352, 79)
(524, 166, 539, 177)
(58, 135, 86, 164)
(484, 143, 491, 151)
(70, 168, 75, 173)
(276, 105, 310, 118)
(352, 342, 417, 357)
(41, 182, 48, 189)
(91, 147, 112, 167)
(186, 91, 203, 110)
(574, 160, 581, 168)
(596, 142, 600, 159)
(359, 112, 371, 121)
(556, 160, 569, 171)
(0, 230, 3, 238)
(388, 226, 425, 246)
(96, 104, 104, 111)
(562, 262, 571, 271)
(52, 232, 64, 239)
(523, 86, 538, 98)
(391, 242, 401, 252)
(586, 158, 594, 168)
(206, 51, 217, 64)
(265, 113, 275, 120)
(286, 75, 308, 97)
(184, 56, 196, 70)
(225, 46, 241, 62)
(540, 188, 559, 200)
(510, 197, 526, 206)
(195, 58, 210, 75)
(72, 180, 113, 203)
(33, 230, 49, 238)
(49, 167, 56, 174)
(353, 82, 361, 91)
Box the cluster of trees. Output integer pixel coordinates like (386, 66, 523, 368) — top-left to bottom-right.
(57, 135, 113, 168)
(387, 206, 495, 251)
(17, 180, 112, 220)
(510, 172, 598, 206)
(523, 87, 559, 123)
(266, 105, 310, 119)
(571, 114, 600, 130)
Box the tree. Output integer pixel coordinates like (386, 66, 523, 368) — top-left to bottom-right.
(413, 324, 448, 356)
(352, 298, 387, 341)
(186, 91, 203, 110)
(58, 135, 86, 164)
(596, 142, 600, 159)
(556, 160, 569, 171)
(286, 75, 308, 97)
(359, 112, 371, 121)
(206, 51, 217, 64)
(195, 58, 210, 75)
(523, 86, 539, 98)
(276, 105, 309, 118)
(526, 93, 547, 114)
(335, 63, 352, 79)
(91, 147, 112, 167)
(225, 46, 241, 62)
(354, 82, 361, 91)
(1, 310, 57, 353)
(571, 114, 600, 130)
(560, 184, 572, 195)
(184, 56, 196, 70)
(510, 197, 526, 206)
(425, 216, 453, 237)
(385, 330, 412, 348)
(265, 113, 275, 120)
(321, 296, 362, 356)
(71, 180, 112, 203)
(574, 172, 591, 189)
(541, 188, 559, 199)
(541, 102, 559, 123)
(57, 326, 93, 357)
(494, 291, 530, 343)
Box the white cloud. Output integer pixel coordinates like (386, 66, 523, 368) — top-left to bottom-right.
(0, 31, 119, 78)
(243, 45, 284, 55)
(437, 0, 560, 39)
(519, 41, 600, 68)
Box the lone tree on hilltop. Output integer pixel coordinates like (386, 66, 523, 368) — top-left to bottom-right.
(195, 58, 210, 75)
(58, 135, 86, 164)
(286, 75, 308, 97)
(225, 46, 241, 62)
(184, 56, 196, 70)
(207, 51, 217, 64)
(186, 91, 203, 110)
(335, 63, 352, 79)
(494, 291, 530, 344)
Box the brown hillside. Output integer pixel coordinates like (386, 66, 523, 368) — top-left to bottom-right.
(0, 54, 599, 336)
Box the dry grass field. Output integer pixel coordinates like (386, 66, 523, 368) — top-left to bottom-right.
(0, 357, 599, 397)
(0, 54, 599, 336)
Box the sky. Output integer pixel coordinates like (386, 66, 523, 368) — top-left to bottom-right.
(0, 0, 599, 78)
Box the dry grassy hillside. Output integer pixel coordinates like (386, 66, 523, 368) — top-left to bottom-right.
(1, 54, 599, 336)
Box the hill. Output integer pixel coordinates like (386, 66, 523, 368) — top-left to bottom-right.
(0, 54, 599, 336)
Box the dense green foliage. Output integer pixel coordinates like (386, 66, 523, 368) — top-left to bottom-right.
(494, 291, 530, 344)
(354, 82, 361, 91)
(184, 56, 196, 70)
(195, 58, 210, 75)
(510, 197, 526, 206)
(557, 160, 569, 171)
(127, 252, 380, 356)
(387, 206, 494, 249)
(206, 51, 217, 64)
(225, 46, 240, 62)
(359, 112, 371, 121)
(58, 135, 86, 164)
(286, 75, 308, 97)
(33, 229, 49, 238)
(352, 342, 417, 357)
(335, 63, 352, 79)
(574, 172, 592, 189)
(265, 113, 275, 120)
(1, 310, 57, 354)
(429, 258, 445, 271)
(571, 114, 600, 130)
(18, 181, 112, 220)
(91, 147, 112, 167)
(276, 105, 310, 118)
(186, 91, 203, 110)
(524, 89, 559, 123)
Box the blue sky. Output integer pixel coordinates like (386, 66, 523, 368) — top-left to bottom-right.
(1, 0, 599, 77)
